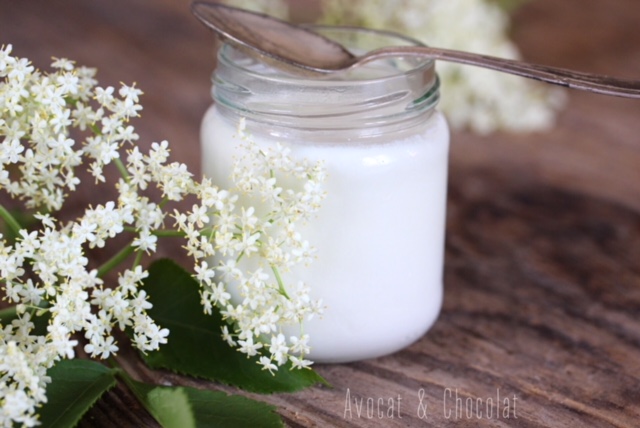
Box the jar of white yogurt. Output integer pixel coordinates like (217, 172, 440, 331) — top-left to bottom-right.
(201, 27, 449, 363)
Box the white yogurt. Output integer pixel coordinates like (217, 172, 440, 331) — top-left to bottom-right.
(202, 108, 448, 363)
(201, 26, 450, 363)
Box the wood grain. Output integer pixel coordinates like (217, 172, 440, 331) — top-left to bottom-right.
(1, 0, 639, 427)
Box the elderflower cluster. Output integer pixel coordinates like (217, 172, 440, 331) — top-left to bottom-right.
(0, 45, 140, 211)
(0, 314, 50, 427)
(319, 0, 566, 134)
(0, 44, 167, 426)
(0, 45, 325, 426)
(175, 119, 326, 373)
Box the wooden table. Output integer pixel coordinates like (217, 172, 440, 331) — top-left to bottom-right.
(2, 0, 639, 426)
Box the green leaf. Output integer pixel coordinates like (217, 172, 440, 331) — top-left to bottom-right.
(127, 380, 284, 428)
(147, 387, 196, 428)
(0, 306, 19, 324)
(38, 359, 118, 428)
(140, 259, 328, 394)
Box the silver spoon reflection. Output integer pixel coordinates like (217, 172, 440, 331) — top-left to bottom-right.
(192, 1, 640, 98)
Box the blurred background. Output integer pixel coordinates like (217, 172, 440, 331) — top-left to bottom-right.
(1, 1, 640, 426)
(3, 0, 639, 212)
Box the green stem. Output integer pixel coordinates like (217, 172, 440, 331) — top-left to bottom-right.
(0, 204, 23, 236)
(154, 229, 187, 238)
(158, 197, 169, 209)
(97, 244, 135, 277)
(123, 226, 187, 238)
(0, 305, 18, 321)
(132, 250, 144, 269)
(271, 265, 290, 299)
(114, 157, 130, 183)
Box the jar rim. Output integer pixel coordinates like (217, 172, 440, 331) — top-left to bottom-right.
(212, 25, 440, 139)
(217, 25, 435, 86)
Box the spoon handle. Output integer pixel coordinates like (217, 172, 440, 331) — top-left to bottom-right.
(360, 46, 640, 98)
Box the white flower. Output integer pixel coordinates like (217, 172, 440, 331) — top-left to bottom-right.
(237, 335, 262, 357)
(84, 335, 119, 359)
(51, 57, 75, 71)
(221, 325, 235, 347)
(175, 123, 327, 369)
(0, 44, 15, 72)
(116, 266, 148, 296)
(132, 231, 158, 253)
(131, 314, 170, 351)
(56, 71, 79, 95)
(198, 180, 229, 210)
(194, 261, 216, 285)
(217, 259, 242, 280)
(289, 334, 311, 355)
(210, 282, 231, 306)
(94, 86, 115, 106)
(119, 83, 143, 103)
(289, 355, 313, 370)
(130, 290, 153, 313)
(268, 333, 289, 365)
(259, 356, 278, 374)
(1, 136, 25, 164)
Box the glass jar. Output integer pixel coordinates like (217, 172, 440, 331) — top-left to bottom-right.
(201, 27, 449, 363)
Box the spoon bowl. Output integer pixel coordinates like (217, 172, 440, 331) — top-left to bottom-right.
(192, 1, 640, 98)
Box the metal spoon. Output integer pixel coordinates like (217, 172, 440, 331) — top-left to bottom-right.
(191, 1, 640, 99)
